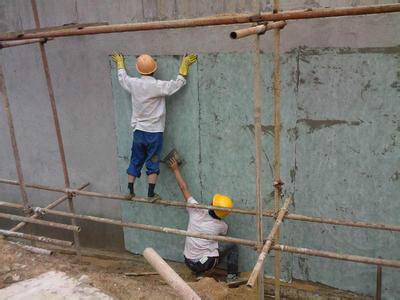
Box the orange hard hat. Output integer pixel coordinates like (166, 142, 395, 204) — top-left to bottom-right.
(136, 54, 157, 75)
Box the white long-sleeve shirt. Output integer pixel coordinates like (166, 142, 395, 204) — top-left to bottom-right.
(117, 69, 186, 132)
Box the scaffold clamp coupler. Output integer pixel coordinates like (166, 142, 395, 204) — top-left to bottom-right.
(66, 188, 77, 198)
(33, 206, 45, 216)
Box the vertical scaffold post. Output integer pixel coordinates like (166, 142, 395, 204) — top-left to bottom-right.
(0, 64, 31, 216)
(253, 0, 264, 298)
(376, 259, 382, 300)
(30, 0, 81, 257)
(273, 0, 283, 298)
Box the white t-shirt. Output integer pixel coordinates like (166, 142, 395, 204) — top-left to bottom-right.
(117, 69, 186, 132)
(183, 197, 228, 260)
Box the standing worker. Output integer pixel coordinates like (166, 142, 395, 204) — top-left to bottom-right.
(166, 156, 241, 283)
(111, 53, 197, 200)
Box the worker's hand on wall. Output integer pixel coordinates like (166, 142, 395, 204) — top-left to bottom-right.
(112, 52, 125, 70)
(179, 53, 198, 76)
(166, 157, 179, 171)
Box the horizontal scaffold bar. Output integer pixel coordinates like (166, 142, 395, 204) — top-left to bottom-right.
(0, 38, 48, 49)
(0, 4, 399, 41)
(272, 244, 400, 269)
(2, 200, 400, 268)
(0, 229, 73, 247)
(0, 178, 400, 232)
(1, 178, 400, 233)
(9, 182, 90, 232)
(0, 211, 80, 232)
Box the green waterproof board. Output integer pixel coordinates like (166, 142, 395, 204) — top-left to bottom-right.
(110, 48, 400, 298)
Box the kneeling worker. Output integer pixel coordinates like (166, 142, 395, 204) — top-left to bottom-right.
(167, 157, 240, 283)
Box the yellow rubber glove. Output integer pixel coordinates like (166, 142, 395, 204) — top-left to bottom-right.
(112, 52, 125, 70)
(179, 53, 198, 76)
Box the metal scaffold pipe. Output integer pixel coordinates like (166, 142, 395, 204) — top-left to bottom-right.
(0, 4, 399, 41)
(0, 212, 81, 232)
(1, 178, 400, 233)
(9, 182, 90, 232)
(272, 244, 400, 269)
(0, 229, 73, 247)
(1, 201, 400, 269)
(0, 38, 49, 49)
(30, 0, 82, 256)
(230, 21, 286, 39)
(247, 198, 291, 287)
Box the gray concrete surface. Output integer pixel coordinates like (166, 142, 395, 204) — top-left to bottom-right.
(0, 0, 399, 297)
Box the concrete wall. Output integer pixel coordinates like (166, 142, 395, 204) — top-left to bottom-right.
(0, 0, 399, 297)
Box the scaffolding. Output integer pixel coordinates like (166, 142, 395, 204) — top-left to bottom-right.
(0, 2, 399, 299)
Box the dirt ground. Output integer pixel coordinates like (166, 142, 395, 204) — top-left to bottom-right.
(0, 237, 371, 299)
(0, 238, 256, 299)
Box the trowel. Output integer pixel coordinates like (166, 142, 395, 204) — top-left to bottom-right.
(161, 149, 185, 167)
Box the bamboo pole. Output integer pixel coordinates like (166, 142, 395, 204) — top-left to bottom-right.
(0, 229, 73, 247)
(143, 248, 201, 300)
(272, 244, 400, 268)
(9, 182, 90, 232)
(0, 65, 31, 215)
(230, 21, 286, 39)
(30, 0, 81, 256)
(0, 212, 80, 232)
(273, 0, 282, 297)
(247, 198, 291, 288)
(0, 4, 399, 41)
(1, 178, 400, 233)
(0, 38, 49, 49)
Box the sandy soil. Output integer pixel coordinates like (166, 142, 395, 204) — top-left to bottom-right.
(0, 238, 256, 299)
(0, 237, 372, 299)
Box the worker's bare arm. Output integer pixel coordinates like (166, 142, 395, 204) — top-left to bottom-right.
(167, 157, 192, 201)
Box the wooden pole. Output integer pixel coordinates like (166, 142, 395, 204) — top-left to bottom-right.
(0, 38, 49, 49)
(30, 0, 81, 257)
(0, 229, 73, 247)
(143, 248, 201, 300)
(0, 4, 399, 41)
(9, 182, 89, 232)
(230, 21, 286, 39)
(0, 65, 31, 215)
(247, 198, 291, 287)
(0, 212, 80, 232)
(273, 0, 282, 297)
(1, 178, 400, 233)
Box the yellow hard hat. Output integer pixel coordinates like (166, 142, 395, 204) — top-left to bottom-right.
(212, 194, 233, 218)
(136, 54, 157, 75)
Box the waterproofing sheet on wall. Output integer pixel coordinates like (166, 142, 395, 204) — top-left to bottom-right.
(111, 47, 399, 297)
